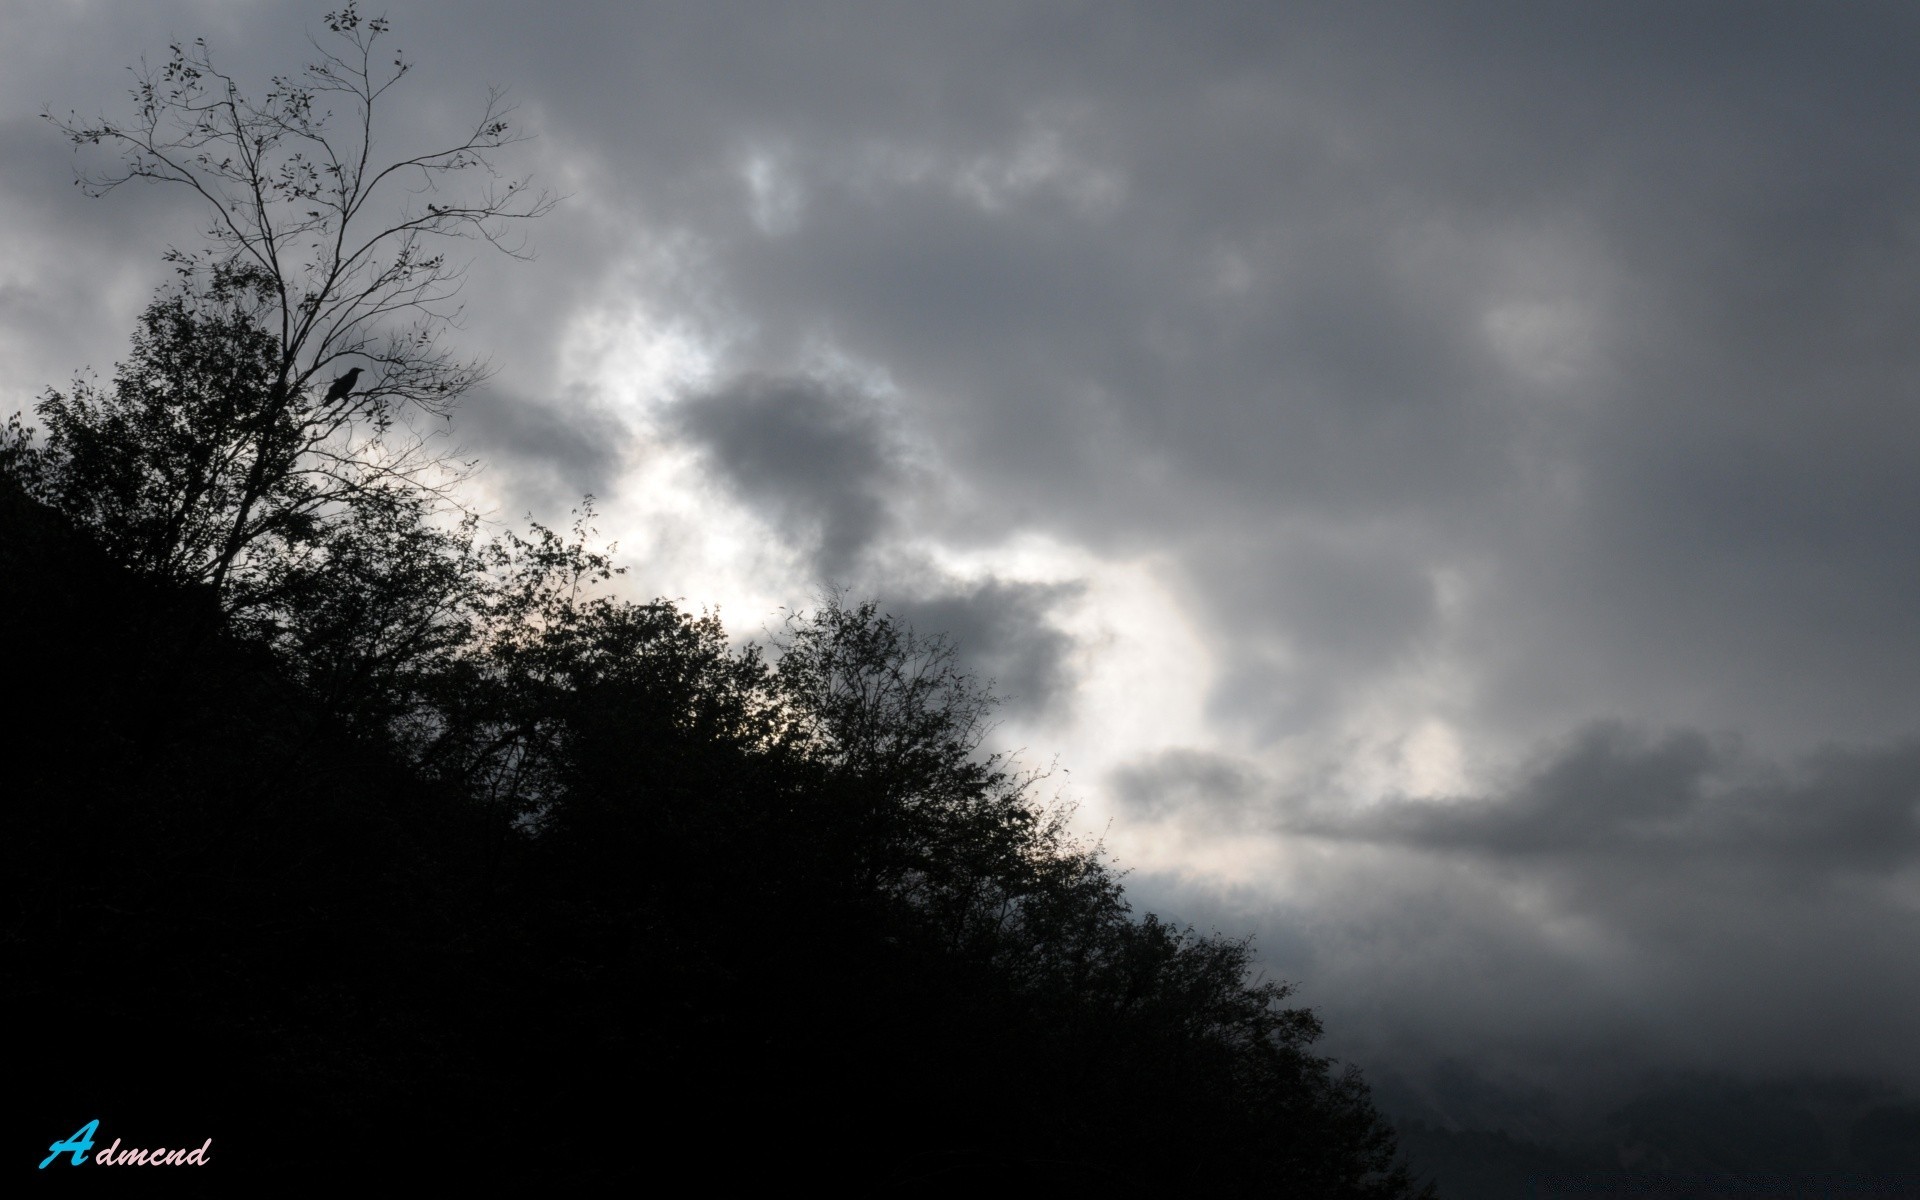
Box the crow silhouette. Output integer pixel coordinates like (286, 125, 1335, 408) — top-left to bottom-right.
(321, 367, 364, 405)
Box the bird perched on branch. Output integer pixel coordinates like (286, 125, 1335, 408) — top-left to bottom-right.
(321, 367, 364, 406)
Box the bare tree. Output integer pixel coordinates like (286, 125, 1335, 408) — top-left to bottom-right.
(43, 4, 556, 594)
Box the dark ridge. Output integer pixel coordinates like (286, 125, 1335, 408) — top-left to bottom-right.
(3, 473, 1425, 1194)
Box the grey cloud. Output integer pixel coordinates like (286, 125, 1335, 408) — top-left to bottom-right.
(0, 111, 212, 419)
(1111, 747, 1264, 828)
(672, 368, 1085, 718)
(1185, 533, 1444, 742)
(1322, 723, 1920, 879)
(1134, 830, 1920, 1119)
(1116, 723, 1920, 1101)
(1259, 721, 1920, 879)
(459, 384, 629, 516)
(675, 372, 901, 579)
(879, 574, 1084, 722)
(1337, 724, 1725, 858)
(515, 0, 1920, 759)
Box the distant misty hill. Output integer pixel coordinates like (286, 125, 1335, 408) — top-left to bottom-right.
(1377, 1067, 1920, 1198)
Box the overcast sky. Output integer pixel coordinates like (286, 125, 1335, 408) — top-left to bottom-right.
(7, 1, 1920, 1126)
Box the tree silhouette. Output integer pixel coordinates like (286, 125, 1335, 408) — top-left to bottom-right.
(41, 3, 554, 596)
(25, 289, 488, 706)
(31, 290, 284, 588)
(5, 415, 1436, 1199)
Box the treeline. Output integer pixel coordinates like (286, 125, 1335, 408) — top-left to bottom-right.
(2, 381, 1426, 1192)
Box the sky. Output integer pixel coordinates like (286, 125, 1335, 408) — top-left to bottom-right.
(6, 1, 1920, 1131)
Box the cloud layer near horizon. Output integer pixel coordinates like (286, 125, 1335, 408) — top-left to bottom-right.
(7, 0, 1920, 1112)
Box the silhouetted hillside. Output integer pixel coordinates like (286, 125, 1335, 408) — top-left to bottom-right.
(3, 471, 505, 1183)
(2, 471, 1425, 1194)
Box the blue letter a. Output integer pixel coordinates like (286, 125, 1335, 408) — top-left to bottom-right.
(40, 1120, 98, 1168)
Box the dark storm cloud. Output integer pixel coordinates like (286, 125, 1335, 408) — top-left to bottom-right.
(458, 384, 628, 515)
(1111, 747, 1263, 828)
(1116, 722, 1920, 1106)
(881, 575, 1083, 720)
(0, 110, 208, 418)
(1306, 722, 1920, 879)
(1179, 532, 1444, 742)
(673, 369, 1084, 715)
(676, 372, 901, 579)
(504, 0, 1920, 755)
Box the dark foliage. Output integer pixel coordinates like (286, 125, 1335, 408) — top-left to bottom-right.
(2, 446, 1427, 1192)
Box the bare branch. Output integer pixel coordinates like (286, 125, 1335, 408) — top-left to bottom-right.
(40, 8, 555, 605)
